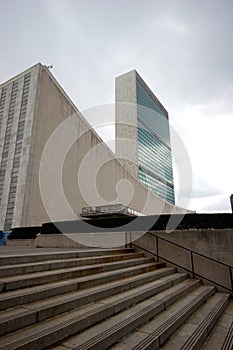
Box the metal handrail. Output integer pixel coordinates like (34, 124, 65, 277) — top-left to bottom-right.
(146, 231, 233, 269)
(128, 231, 233, 294)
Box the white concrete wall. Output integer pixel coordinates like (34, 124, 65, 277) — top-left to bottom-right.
(115, 70, 138, 177)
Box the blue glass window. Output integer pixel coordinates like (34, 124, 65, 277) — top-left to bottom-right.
(136, 79, 175, 205)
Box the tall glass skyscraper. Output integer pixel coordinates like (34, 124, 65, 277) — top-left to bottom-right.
(115, 70, 175, 205)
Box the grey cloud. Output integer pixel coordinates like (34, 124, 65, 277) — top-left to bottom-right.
(199, 196, 231, 213)
(191, 179, 223, 199)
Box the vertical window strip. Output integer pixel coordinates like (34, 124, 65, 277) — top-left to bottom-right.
(0, 82, 18, 208)
(0, 88, 7, 133)
(4, 74, 31, 230)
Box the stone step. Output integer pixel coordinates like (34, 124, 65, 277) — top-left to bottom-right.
(221, 322, 233, 350)
(2, 248, 230, 350)
(0, 272, 190, 336)
(0, 248, 135, 266)
(0, 263, 169, 310)
(51, 285, 215, 350)
(0, 252, 144, 277)
(201, 300, 233, 350)
(109, 285, 216, 350)
(0, 276, 201, 350)
(0, 256, 155, 292)
(160, 292, 230, 349)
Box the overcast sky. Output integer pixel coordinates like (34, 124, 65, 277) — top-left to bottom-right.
(0, 0, 232, 213)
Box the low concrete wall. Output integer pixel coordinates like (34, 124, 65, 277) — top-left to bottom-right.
(35, 232, 131, 249)
(155, 229, 233, 266)
(36, 234, 85, 248)
(132, 229, 233, 292)
(7, 239, 36, 247)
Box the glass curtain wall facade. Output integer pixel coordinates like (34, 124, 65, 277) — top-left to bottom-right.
(136, 79, 175, 205)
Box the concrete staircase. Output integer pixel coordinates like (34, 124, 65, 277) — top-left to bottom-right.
(0, 248, 232, 350)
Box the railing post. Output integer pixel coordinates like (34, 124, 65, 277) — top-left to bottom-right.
(125, 231, 127, 248)
(191, 251, 195, 279)
(156, 236, 159, 262)
(229, 266, 233, 294)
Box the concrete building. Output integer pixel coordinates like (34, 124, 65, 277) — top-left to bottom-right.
(115, 70, 175, 205)
(0, 63, 184, 230)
